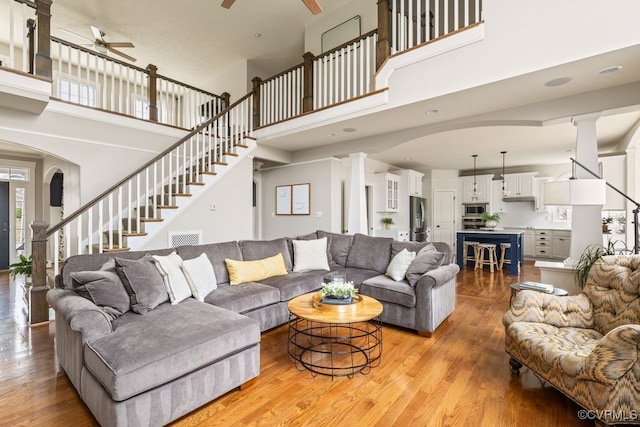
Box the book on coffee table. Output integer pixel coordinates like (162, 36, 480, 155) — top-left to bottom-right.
(518, 281, 555, 293)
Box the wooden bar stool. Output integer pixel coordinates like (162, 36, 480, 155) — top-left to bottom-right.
(462, 240, 480, 266)
(499, 243, 512, 270)
(475, 243, 498, 273)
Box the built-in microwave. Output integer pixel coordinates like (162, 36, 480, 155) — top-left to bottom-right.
(463, 203, 488, 217)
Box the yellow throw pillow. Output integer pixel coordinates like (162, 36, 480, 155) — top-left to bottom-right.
(225, 253, 288, 285)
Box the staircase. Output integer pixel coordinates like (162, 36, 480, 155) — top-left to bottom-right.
(46, 93, 255, 272)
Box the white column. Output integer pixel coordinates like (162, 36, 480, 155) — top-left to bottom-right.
(570, 112, 602, 261)
(348, 152, 368, 234)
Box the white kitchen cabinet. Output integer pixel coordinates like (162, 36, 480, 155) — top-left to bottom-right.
(376, 173, 400, 212)
(534, 177, 550, 212)
(524, 230, 535, 257)
(490, 180, 506, 213)
(503, 173, 537, 199)
(406, 170, 424, 197)
(552, 230, 571, 259)
(535, 229, 553, 258)
(460, 174, 493, 204)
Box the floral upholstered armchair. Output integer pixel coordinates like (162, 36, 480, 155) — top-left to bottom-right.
(503, 255, 640, 426)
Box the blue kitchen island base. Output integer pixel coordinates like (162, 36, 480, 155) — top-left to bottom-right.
(456, 230, 523, 275)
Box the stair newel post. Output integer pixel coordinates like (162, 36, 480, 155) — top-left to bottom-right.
(302, 52, 315, 113)
(34, 0, 52, 79)
(376, 0, 391, 70)
(220, 92, 231, 152)
(146, 64, 159, 122)
(27, 18, 36, 74)
(252, 77, 262, 128)
(221, 92, 231, 110)
(29, 221, 50, 324)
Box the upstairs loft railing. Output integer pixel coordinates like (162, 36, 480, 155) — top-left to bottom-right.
(1, 0, 37, 72)
(44, 91, 253, 274)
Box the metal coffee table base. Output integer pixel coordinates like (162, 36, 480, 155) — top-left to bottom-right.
(287, 315, 382, 378)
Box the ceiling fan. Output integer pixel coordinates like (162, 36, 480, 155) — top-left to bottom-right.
(58, 25, 137, 62)
(221, 0, 322, 15)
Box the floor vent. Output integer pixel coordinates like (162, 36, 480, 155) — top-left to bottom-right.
(168, 230, 203, 248)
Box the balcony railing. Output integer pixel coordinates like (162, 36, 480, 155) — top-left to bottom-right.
(1, 0, 36, 72)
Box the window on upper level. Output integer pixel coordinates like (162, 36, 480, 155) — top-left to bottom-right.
(58, 78, 98, 107)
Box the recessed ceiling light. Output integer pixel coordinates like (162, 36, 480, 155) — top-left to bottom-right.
(425, 109, 439, 115)
(252, 32, 262, 38)
(343, 127, 356, 133)
(598, 65, 622, 75)
(405, 157, 413, 161)
(328, 132, 337, 137)
(562, 148, 575, 153)
(545, 77, 572, 87)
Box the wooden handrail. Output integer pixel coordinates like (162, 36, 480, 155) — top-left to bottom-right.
(13, 0, 36, 8)
(155, 73, 224, 100)
(45, 90, 254, 237)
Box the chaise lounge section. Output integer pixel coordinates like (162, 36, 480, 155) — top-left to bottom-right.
(48, 231, 459, 426)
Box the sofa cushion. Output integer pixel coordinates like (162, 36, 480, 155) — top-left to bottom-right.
(259, 271, 326, 301)
(405, 245, 445, 287)
(152, 252, 192, 304)
(177, 241, 241, 285)
(317, 231, 353, 266)
(345, 233, 392, 273)
(240, 238, 293, 271)
(70, 266, 130, 321)
(361, 275, 416, 308)
(292, 238, 330, 272)
(204, 282, 280, 313)
(386, 248, 416, 281)
(225, 253, 288, 285)
(181, 253, 217, 301)
(84, 299, 260, 402)
(115, 256, 169, 314)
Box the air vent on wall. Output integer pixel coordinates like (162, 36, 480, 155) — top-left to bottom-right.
(168, 230, 203, 248)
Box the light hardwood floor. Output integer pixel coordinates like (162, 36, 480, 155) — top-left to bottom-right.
(0, 263, 593, 427)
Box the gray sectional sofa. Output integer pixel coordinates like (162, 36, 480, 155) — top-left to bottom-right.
(47, 231, 459, 426)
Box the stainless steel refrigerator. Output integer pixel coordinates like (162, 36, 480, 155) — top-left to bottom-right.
(410, 196, 427, 242)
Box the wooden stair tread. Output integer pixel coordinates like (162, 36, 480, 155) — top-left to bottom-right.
(223, 152, 238, 157)
(234, 143, 250, 148)
(156, 205, 178, 209)
(213, 161, 228, 166)
(123, 232, 147, 237)
(187, 182, 205, 186)
(200, 171, 217, 176)
(141, 218, 163, 223)
(101, 247, 131, 253)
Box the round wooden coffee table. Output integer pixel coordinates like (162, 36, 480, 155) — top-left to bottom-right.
(287, 292, 383, 378)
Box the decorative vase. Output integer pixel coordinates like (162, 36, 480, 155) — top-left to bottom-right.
(321, 295, 353, 305)
(485, 219, 499, 228)
(384, 223, 391, 230)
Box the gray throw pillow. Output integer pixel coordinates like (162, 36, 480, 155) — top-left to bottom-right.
(71, 267, 130, 321)
(115, 255, 169, 314)
(345, 233, 392, 273)
(317, 231, 353, 266)
(405, 245, 445, 287)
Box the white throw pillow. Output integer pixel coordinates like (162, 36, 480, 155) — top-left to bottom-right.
(152, 252, 192, 304)
(293, 237, 330, 272)
(182, 253, 217, 301)
(386, 248, 416, 281)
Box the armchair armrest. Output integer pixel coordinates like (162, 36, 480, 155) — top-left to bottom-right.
(503, 290, 594, 329)
(585, 324, 640, 384)
(47, 288, 112, 343)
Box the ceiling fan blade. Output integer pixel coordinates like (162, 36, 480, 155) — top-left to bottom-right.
(90, 25, 104, 42)
(107, 47, 137, 63)
(302, 0, 322, 15)
(221, 0, 236, 9)
(106, 42, 135, 48)
(58, 27, 94, 43)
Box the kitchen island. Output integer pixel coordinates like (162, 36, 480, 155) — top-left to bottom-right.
(456, 230, 524, 275)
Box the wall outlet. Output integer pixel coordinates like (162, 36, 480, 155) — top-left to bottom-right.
(210, 202, 216, 211)
(316, 211, 322, 218)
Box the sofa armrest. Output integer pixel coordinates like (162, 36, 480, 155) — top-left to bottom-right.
(415, 263, 460, 290)
(585, 324, 640, 384)
(503, 290, 593, 329)
(47, 288, 113, 343)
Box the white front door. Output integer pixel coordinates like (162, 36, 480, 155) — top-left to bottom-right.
(433, 189, 456, 249)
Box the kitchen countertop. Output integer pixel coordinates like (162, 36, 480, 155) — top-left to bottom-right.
(457, 230, 524, 235)
(503, 227, 571, 232)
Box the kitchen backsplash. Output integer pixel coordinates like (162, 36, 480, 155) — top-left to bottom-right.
(496, 201, 570, 230)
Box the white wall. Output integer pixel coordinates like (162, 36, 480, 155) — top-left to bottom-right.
(142, 156, 254, 249)
(260, 158, 341, 239)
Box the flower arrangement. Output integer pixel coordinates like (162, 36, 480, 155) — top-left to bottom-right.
(321, 280, 357, 299)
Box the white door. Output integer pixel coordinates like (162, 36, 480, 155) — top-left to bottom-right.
(433, 189, 456, 249)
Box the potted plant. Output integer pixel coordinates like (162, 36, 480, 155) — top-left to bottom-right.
(601, 217, 613, 233)
(381, 217, 394, 230)
(8, 254, 32, 283)
(574, 241, 620, 289)
(481, 212, 501, 228)
(321, 280, 358, 305)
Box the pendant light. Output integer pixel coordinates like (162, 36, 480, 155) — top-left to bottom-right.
(501, 151, 510, 197)
(471, 154, 480, 200)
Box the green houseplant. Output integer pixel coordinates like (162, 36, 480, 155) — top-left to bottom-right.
(601, 217, 613, 234)
(8, 254, 32, 281)
(381, 217, 394, 230)
(574, 242, 618, 289)
(481, 212, 501, 228)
